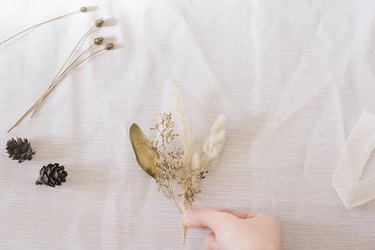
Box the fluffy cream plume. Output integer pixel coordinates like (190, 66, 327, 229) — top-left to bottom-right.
(173, 88, 195, 245)
(200, 115, 226, 170)
(173, 88, 194, 172)
(192, 152, 201, 170)
(172, 88, 226, 245)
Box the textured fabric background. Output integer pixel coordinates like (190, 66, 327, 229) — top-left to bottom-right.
(0, 0, 375, 249)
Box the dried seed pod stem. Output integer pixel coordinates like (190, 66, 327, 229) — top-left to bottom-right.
(7, 41, 114, 133)
(31, 44, 96, 117)
(0, 7, 88, 47)
(51, 27, 96, 84)
(31, 23, 103, 117)
(48, 45, 106, 85)
(49, 18, 104, 83)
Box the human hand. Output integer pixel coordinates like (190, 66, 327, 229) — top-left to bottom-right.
(183, 208, 282, 250)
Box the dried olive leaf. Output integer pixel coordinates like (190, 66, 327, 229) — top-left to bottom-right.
(129, 123, 159, 178)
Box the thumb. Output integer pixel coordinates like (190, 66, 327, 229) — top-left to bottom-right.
(183, 208, 227, 231)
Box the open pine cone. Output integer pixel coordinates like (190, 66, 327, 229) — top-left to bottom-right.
(36, 163, 68, 187)
(6, 137, 35, 163)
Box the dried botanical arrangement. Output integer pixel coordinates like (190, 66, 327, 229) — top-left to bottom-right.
(6, 137, 35, 163)
(129, 90, 226, 243)
(36, 163, 68, 187)
(7, 18, 115, 133)
(0, 6, 89, 47)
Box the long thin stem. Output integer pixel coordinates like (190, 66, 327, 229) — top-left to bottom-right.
(36, 46, 100, 103)
(0, 9, 84, 47)
(182, 224, 187, 245)
(7, 47, 106, 133)
(7, 97, 43, 133)
(51, 27, 96, 85)
(168, 179, 183, 214)
(31, 43, 95, 117)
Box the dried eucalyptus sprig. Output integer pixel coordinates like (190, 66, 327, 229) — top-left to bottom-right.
(0, 6, 89, 47)
(7, 21, 115, 133)
(130, 90, 226, 245)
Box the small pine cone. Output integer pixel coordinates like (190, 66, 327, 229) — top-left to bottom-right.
(6, 137, 35, 163)
(36, 163, 68, 187)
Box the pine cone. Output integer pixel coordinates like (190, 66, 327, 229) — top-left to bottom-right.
(6, 137, 35, 163)
(36, 163, 68, 187)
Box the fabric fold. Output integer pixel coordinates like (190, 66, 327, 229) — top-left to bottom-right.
(333, 111, 375, 209)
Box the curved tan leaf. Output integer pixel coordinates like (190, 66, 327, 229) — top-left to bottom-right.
(129, 123, 159, 178)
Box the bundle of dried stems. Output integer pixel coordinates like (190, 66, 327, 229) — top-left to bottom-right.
(130, 89, 226, 244)
(8, 18, 115, 133)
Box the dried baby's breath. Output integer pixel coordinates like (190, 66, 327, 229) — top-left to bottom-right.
(151, 113, 184, 213)
(146, 112, 215, 216)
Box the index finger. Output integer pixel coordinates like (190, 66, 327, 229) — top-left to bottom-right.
(183, 208, 232, 231)
(219, 209, 258, 219)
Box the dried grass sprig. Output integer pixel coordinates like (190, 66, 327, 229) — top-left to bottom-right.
(0, 6, 89, 47)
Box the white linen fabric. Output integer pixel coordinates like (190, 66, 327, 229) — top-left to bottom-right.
(0, 0, 375, 249)
(333, 111, 375, 209)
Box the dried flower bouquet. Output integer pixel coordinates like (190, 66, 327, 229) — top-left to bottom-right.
(130, 89, 226, 243)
